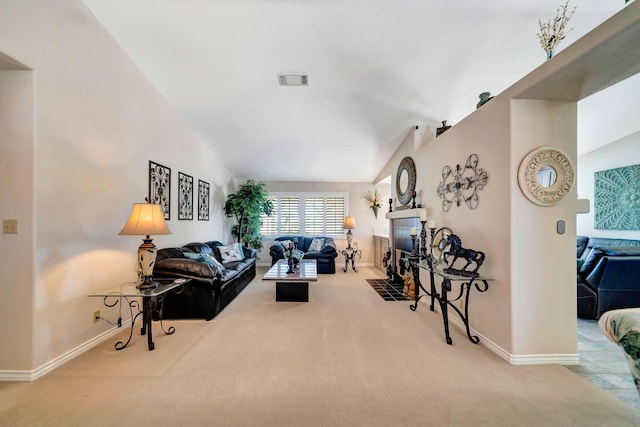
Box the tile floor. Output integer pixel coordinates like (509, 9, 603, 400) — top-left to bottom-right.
(566, 318, 640, 411)
(365, 278, 411, 301)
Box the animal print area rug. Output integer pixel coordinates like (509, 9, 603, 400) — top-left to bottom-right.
(365, 279, 411, 301)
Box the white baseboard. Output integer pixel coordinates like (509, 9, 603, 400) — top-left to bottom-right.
(417, 298, 579, 366)
(0, 320, 131, 382)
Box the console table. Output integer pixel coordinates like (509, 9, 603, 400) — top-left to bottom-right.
(88, 279, 187, 351)
(409, 258, 492, 345)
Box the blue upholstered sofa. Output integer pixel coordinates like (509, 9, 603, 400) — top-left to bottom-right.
(269, 236, 338, 274)
(577, 236, 640, 319)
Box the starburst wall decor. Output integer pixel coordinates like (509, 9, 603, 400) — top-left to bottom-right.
(594, 164, 640, 230)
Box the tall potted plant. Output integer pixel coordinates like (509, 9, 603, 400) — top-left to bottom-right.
(224, 180, 274, 250)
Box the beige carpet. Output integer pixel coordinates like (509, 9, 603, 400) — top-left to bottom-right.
(1, 267, 640, 426)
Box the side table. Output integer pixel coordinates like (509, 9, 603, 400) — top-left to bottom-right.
(88, 278, 187, 351)
(341, 247, 363, 272)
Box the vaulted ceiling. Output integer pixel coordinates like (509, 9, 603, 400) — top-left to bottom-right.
(81, 0, 635, 182)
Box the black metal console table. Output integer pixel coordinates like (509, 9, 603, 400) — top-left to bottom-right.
(409, 258, 492, 345)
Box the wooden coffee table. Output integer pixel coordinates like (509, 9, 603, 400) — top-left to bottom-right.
(262, 259, 317, 302)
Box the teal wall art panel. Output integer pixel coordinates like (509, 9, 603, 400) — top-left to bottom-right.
(594, 164, 640, 230)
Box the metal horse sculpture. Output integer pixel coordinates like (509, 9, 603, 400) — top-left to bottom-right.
(442, 234, 485, 277)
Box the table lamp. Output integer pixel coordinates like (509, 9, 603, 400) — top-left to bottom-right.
(343, 215, 357, 250)
(119, 202, 172, 289)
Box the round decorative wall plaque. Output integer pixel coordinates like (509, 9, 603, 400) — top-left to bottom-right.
(517, 146, 575, 207)
(396, 156, 416, 206)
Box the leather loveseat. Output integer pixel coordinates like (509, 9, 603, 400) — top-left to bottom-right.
(152, 241, 256, 320)
(577, 236, 640, 319)
(269, 236, 338, 274)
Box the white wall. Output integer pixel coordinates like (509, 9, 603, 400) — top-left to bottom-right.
(259, 181, 391, 267)
(0, 1, 235, 372)
(377, 97, 514, 354)
(0, 70, 35, 370)
(375, 94, 579, 361)
(577, 132, 640, 240)
(509, 100, 577, 357)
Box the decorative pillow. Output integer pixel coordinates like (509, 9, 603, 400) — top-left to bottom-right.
(309, 238, 324, 252)
(203, 253, 226, 273)
(219, 243, 245, 263)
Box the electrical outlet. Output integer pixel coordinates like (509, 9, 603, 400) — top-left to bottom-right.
(3, 219, 18, 234)
(93, 310, 100, 323)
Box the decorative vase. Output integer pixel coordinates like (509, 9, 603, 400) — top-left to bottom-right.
(546, 51, 554, 60)
(436, 120, 451, 137)
(372, 206, 379, 218)
(476, 92, 493, 109)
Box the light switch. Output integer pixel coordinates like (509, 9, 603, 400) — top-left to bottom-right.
(3, 219, 18, 234)
(556, 220, 565, 235)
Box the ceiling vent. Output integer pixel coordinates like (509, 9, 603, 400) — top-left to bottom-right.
(278, 73, 309, 86)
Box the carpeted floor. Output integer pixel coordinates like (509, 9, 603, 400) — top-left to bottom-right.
(1, 267, 640, 426)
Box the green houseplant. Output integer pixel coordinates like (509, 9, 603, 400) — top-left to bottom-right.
(224, 180, 274, 251)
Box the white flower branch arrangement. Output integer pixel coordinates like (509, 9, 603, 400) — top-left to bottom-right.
(537, 0, 576, 59)
(363, 190, 382, 218)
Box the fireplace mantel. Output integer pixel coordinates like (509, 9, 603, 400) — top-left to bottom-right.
(385, 208, 426, 220)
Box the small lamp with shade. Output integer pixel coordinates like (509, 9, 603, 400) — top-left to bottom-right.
(343, 215, 358, 250)
(118, 202, 172, 289)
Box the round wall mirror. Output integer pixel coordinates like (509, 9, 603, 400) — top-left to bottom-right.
(517, 147, 574, 206)
(399, 169, 409, 191)
(537, 165, 557, 187)
(396, 156, 416, 206)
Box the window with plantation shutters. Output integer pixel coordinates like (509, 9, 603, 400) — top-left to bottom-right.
(260, 192, 348, 236)
(324, 197, 345, 234)
(304, 197, 324, 234)
(279, 197, 300, 234)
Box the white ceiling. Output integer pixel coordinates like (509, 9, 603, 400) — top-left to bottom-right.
(81, 0, 635, 182)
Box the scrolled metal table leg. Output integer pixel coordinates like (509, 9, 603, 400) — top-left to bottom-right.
(440, 278, 453, 345)
(145, 296, 157, 351)
(156, 293, 176, 335)
(409, 263, 422, 311)
(462, 282, 479, 344)
(115, 298, 142, 351)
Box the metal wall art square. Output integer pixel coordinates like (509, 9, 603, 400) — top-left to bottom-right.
(178, 172, 194, 220)
(198, 179, 210, 221)
(594, 164, 640, 230)
(148, 160, 171, 220)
